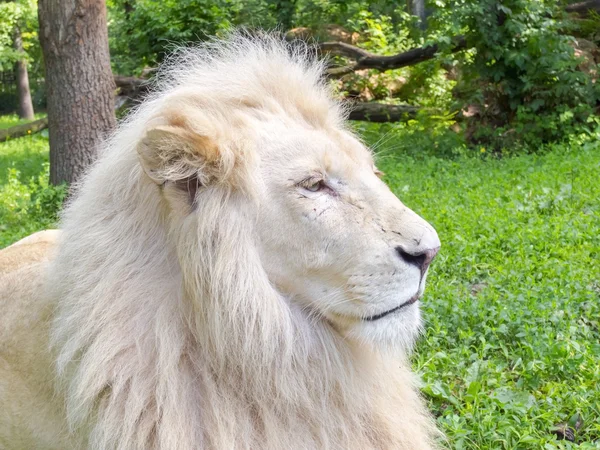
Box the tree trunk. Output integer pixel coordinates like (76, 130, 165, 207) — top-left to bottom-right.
(407, 0, 427, 30)
(13, 26, 34, 120)
(38, 0, 116, 186)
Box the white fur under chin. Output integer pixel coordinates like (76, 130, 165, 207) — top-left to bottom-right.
(43, 33, 440, 450)
(339, 302, 423, 354)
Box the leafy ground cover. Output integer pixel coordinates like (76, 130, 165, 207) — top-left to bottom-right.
(375, 135, 600, 449)
(1, 119, 598, 449)
(0, 130, 65, 247)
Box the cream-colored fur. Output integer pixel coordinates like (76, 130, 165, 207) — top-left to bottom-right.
(0, 229, 59, 275)
(0, 34, 442, 449)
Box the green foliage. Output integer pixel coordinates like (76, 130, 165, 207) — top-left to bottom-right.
(0, 0, 40, 70)
(0, 133, 65, 248)
(107, 0, 275, 74)
(0, 0, 44, 114)
(331, 6, 457, 126)
(372, 133, 600, 449)
(345, 8, 416, 52)
(107, 1, 426, 74)
(104, 0, 600, 151)
(0, 2, 21, 68)
(450, 0, 600, 148)
(0, 0, 596, 150)
(353, 112, 466, 159)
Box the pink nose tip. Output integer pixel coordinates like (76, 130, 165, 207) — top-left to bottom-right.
(396, 245, 440, 274)
(422, 246, 440, 271)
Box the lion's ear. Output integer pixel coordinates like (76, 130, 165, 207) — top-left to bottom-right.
(137, 109, 254, 200)
(137, 124, 220, 186)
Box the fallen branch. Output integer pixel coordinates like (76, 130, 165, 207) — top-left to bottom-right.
(348, 102, 419, 122)
(320, 42, 376, 60)
(322, 36, 467, 76)
(565, 0, 600, 16)
(0, 117, 48, 142)
(114, 75, 150, 98)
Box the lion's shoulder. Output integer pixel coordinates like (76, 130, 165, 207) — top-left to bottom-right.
(0, 230, 60, 277)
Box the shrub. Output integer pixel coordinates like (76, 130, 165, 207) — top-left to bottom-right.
(0, 133, 65, 248)
(453, 0, 600, 149)
(0, 163, 66, 247)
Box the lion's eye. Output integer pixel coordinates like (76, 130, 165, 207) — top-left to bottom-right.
(305, 180, 324, 192)
(297, 176, 332, 194)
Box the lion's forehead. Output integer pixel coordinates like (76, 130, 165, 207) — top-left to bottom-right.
(326, 131, 373, 167)
(261, 125, 373, 176)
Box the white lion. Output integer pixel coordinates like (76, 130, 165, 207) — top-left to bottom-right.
(0, 34, 442, 449)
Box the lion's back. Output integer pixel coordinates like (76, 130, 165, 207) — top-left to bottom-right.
(0, 230, 75, 449)
(0, 230, 60, 276)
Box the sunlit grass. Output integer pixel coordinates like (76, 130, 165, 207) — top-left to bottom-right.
(0, 132, 64, 247)
(373, 135, 600, 449)
(0, 112, 46, 130)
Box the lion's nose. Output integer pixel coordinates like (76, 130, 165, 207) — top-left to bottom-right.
(395, 245, 440, 274)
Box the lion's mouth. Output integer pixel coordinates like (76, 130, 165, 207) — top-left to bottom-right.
(363, 293, 420, 322)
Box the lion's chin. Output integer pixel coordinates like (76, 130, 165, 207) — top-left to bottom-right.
(362, 293, 420, 322)
(335, 303, 422, 354)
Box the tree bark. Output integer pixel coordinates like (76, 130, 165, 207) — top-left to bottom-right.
(407, 0, 427, 30)
(38, 0, 116, 186)
(13, 26, 35, 120)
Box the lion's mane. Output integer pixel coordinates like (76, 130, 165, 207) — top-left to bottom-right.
(48, 34, 438, 449)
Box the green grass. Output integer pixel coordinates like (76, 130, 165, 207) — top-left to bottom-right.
(375, 141, 600, 449)
(0, 113, 46, 130)
(0, 132, 65, 247)
(1, 117, 599, 449)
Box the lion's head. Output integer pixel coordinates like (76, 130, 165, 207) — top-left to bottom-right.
(133, 35, 440, 351)
(254, 127, 440, 349)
